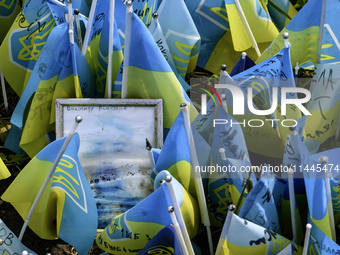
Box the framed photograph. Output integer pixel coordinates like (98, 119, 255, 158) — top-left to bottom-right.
(55, 98, 163, 229)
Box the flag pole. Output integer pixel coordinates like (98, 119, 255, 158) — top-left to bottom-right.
(107, 0, 115, 98)
(74, 9, 83, 50)
(165, 175, 195, 255)
(317, 0, 327, 64)
(0, 70, 8, 113)
(181, 103, 214, 255)
(82, 0, 98, 55)
(241, 52, 247, 72)
(145, 138, 156, 174)
(18, 116, 82, 241)
(66, 0, 74, 45)
(234, 0, 261, 57)
(287, 168, 298, 244)
(167, 206, 189, 255)
(302, 223, 312, 255)
(121, 1, 133, 99)
(319, 156, 336, 241)
(215, 204, 236, 255)
(283, 32, 290, 48)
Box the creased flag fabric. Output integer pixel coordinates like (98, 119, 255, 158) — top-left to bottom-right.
(19, 22, 94, 157)
(0, 0, 56, 96)
(229, 54, 255, 77)
(125, 10, 197, 130)
(304, 63, 340, 144)
(296, 138, 335, 240)
(216, 212, 293, 255)
(149, 15, 191, 92)
(150, 111, 194, 198)
(136, 225, 182, 255)
(0, 158, 10, 180)
(0, 218, 37, 255)
(96, 171, 199, 254)
(0, 0, 21, 43)
(224, 0, 279, 52)
(227, 46, 300, 158)
(239, 172, 281, 234)
(307, 222, 340, 255)
(154, 0, 201, 79)
(267, 0, 297, 31)
(256, 0, 322, 68)
(1, 133, 98, 255)
(3, 0, 70, 155)
(83, 0, 123, 98)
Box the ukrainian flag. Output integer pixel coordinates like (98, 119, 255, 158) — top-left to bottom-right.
(0, 158, 10, 180)
(239, 172, 281, 234)
(1, 133, 98, 255)
(153, 0, 201, 79)
(304, 63, 340, 144)
(137, 225, 181, 255)
(150, 111, 195, 198)
(0, 0, 56, 96)
(256, 0, 322, 68)
(216, 212, 294, 254)
(125, 10, 197, 131)
(83, 0, 123, 98)
(0, 0, 21, 43)
(20, 22, 94, 157)
(96, 171, 200, 254)
(267, 0, 297, 31)
(225, 0, 279, 52)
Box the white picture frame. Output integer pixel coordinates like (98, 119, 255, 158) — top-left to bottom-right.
(55, 98, 163, 228)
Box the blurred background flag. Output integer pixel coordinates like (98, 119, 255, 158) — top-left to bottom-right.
(0, 158, 10, 180)
(0, 0, 21, 43)
(1, 133, 98, 255)
(267, 0, 297, 31)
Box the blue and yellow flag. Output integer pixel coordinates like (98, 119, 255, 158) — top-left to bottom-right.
(151, 0, 200, 81)
(0, 0, 21, 43)
(225, 0, 279, 52)
(0, 218, 37, 255)
(304, 63, 340, 144)
(136, 225, 181, 255)
(125, 10, 197, 131)
(19, 22, 94, 157)
(239, 171, 281, 234)
(96, 171, 199, 254)
(278, 180, 304, 245)
(229, 54, 255, 77)
(256, 0, 322, 68)
(0, 158, 10, 180)
(150, 111, 195, 198)
(267, 0, 297, 31)
(216, 212, 294, 255)
(0, 0, 56, 96)
(1, 133, 98, 255)
(83, 0, 123, 98)
(307, 222, 340, 255)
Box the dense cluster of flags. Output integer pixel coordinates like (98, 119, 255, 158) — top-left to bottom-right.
(1, 0, 340, 254)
